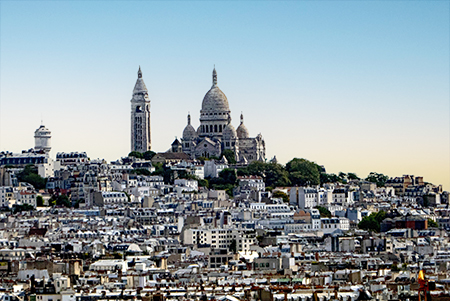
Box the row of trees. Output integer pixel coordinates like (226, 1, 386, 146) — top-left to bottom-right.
(126, 150, 390, 196)
(236, 158, 389, 190)
(128, 151, 156, 161)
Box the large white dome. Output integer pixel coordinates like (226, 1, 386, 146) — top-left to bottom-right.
(200, 68, 230, 115)
(201, 86, 230, 113)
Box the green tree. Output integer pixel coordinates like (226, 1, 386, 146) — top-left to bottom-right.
(365, 172, 389, 187)
(221, 149, 237, 164)
(358, 211, 386, 232)
(198, 178, 209, 188)
(17, 165, 47, 190)
(428, 218, 439, 228)
(209, 169, 238, 197)
(238, 161, 290, 188)
(272, 190, 289, 203)
(285, 158, 320, 186)
(151, 162, 164, 176)
(12, 204, 34, 214)
(391, 263, 400, 272)
(131, 168, 151, 176)
(36, 195, 44, 207)
(347, 173, 360, 180)
(218, 169, 238, 185)
(315, 206, 332, 218)
(128, 151, 144, 159)
(265, 163, 291, 188)
(50, 194, 71, 207)
(338, 172, 348, 184)
(143, 151, 156, 161)
(240, 161, 266, 177)
(320, 173, 338, 184)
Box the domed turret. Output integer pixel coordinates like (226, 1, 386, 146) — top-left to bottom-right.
(236, 113, 249, 139)
(34, 124, 51, 153)
(223, 123, 237, 140)
(182, 113, 198, 140)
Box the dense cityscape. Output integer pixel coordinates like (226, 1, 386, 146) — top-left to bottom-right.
(0, 67, 448, 301)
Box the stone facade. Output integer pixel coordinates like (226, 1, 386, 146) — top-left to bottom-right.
(131, 67, 151, 153)
(180, 68, 265, 163)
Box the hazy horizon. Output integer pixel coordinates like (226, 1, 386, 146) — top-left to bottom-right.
(1, 1, 448, 189)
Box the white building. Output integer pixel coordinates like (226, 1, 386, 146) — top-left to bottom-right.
(89, 259, 128, 273)
(16, 190, 37, 207)
(183, 228, 256, 252)
(290, 186, 333, 209)
(0, 186, 14, 208)
(238, 176, 265, 192)
(321, 217, 350, 234)
(174, 179, 198, 192)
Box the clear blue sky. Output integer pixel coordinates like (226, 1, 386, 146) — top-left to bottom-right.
(1, 1, 449, 189)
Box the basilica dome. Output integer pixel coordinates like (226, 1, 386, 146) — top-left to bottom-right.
(201, 68, 230, 114)
(223, 123, 237, 140)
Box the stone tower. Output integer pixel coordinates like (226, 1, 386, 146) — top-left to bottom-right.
(131, 66, 151, 152)
(34, 123, 51, 154)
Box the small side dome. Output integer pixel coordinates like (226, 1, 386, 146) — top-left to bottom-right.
(223, 123, 237, 140)
(183, 125, 197, 140)
(236, 124, 249, 139)
(182, 113, 198, 140)
(236, 112, 249, 139)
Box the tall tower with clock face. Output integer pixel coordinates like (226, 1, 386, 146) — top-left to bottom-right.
(131, 66, 151, 153)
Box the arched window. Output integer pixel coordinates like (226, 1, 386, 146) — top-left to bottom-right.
(210, 125, 213, 132)
(219, 124, 222, 132)
(214, 125, 218, 132)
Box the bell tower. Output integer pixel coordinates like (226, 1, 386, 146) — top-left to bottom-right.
(131, 66, 151, 152)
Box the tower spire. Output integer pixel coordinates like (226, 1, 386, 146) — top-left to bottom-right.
(212, 66, 217, 86)
(187, 112, 191, 125)
(240, 112, 244, 124)
(138, 66, 142, 78)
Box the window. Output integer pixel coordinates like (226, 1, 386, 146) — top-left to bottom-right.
(214, 125, 218, 132)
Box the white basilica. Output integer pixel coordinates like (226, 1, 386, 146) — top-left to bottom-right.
(179, 68, 265, 164)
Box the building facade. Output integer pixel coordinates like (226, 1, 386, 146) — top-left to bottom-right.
(180, 68, 265, 163)
(131, 67, 151, 153)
